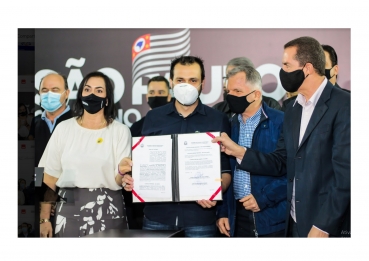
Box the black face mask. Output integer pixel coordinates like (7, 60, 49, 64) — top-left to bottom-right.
(147, 96, 169, 109)
(226, 90, 255, 114)
(325, 67, 335, 80)
(19, 112, 27, 117)
(81, 94, 107, 114)
(279, 64, 308, 92)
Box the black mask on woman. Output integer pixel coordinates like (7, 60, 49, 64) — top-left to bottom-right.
(19, 112, 27, 117)
(226, 90, 255, 114)
(279, 64, 308, 92)
(81, 94, 107, 114)
(147, 96, 169, 109)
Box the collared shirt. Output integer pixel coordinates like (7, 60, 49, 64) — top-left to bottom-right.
(141, 99, 231, 227)
(41, 105, 70, 133)
(291, 78, 328, 233)
(233, 106, 262, 200)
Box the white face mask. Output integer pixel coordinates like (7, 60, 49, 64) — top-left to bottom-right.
(173, 83, 201, 106)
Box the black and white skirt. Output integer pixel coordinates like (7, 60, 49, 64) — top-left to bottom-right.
(54, 187, 128, 237)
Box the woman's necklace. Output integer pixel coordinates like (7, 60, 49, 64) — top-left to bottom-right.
(79, 117, 106, 128)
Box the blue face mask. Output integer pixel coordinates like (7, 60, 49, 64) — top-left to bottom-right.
(40, 91, 66, 112)
(22, 227, 28, 233)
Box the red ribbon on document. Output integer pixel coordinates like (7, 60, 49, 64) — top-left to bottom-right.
(209, 186, 222, 200)
(132, 189, 145, 202)
(206, 132, 220, 145)
(131, 136, 146, 202)
(206, 132, 221, 200)
(132, 136, 145, 151)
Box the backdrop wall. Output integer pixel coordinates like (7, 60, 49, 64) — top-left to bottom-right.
(35, 28, 350, 127)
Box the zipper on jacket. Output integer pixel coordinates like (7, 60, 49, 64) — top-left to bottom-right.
(252, 212, 258, 237)
(249, 172, 258, 237)
(249, 108, 266, 238)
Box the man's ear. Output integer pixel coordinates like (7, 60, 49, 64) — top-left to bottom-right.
(65, 89, 70, 100)
(201, 79, 206, 87)
(333, 64, 339, 77)
(199, 79, 206, 93)
(167, 92, 172, 102)
(146, 93, 149, 102)
(305, 63, 315, 75)
(255, 89, 262, 100)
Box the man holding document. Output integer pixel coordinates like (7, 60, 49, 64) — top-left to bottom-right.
(216, 65, 287, 238)
(212, 37, 350, 237)
(121, 55, 231, 237)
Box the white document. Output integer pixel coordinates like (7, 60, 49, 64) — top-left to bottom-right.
(132, 135, 173, 202)
(177, 132, 222, 201)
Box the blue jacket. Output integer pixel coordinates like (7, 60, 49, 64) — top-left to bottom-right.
(217, 102, 287, 236)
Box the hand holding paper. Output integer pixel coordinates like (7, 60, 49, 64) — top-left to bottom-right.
(122, 175, 134, 192)
(118, 157, 133, 175)
(131, 133, 223, 203)
(196, 199, 217, 208)
(212, 132, 246, 160)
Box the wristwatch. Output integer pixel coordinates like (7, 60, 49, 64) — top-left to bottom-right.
(40, 218, 50, 224)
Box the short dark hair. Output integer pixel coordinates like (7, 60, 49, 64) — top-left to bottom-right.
(170, 55, 205, 82)
(284, 36, 325, 76)
(148, 76, 170, 90)
(39, 73, 69, 91)
(321, 44, 338, 67)
(73, 71, 117, 126)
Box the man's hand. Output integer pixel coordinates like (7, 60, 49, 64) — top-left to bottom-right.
(217, 218, 231, 237)
(212, 132, 246, 159)
(307, 226, 329, 238)
(239, 194, 260, 212)
(40, 222, 53, 238)
(196, 200, 217, 208)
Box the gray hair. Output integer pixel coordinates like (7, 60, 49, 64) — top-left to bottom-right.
(227, 65, 262, 91)
(227, 57, 255, 69)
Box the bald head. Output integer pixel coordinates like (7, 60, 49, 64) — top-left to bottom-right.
(39, 73, 68, 93)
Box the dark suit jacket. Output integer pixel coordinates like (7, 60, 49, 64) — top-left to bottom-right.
(130, 116, 146, 137)
(281, 83, 350, 111)
(239, 81, 350, 237)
